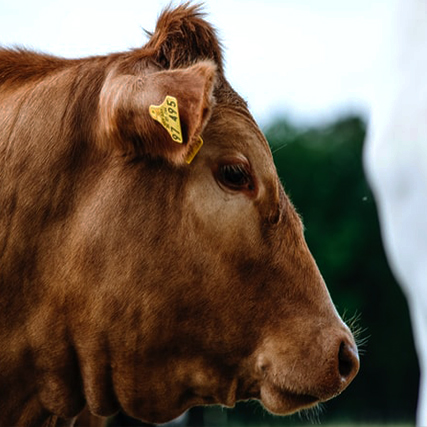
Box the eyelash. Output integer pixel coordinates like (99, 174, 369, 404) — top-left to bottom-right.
(216, 163, 255, 192)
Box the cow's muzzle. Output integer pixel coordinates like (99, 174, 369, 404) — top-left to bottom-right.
(256, 328, 360, 415)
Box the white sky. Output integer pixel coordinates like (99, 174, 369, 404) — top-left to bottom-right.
(0, 0, 393, 127)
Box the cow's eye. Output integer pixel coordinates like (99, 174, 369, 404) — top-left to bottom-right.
(216, 163, 255, 191)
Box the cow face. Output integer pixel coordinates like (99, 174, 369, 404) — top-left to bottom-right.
(184, 106, 359, 416)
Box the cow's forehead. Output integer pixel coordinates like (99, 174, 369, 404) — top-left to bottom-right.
(211, 79, 271, 150)
(204, 104, 272, 156)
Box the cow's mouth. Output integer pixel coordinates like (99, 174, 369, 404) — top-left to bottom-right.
(259, 381, 320, 415)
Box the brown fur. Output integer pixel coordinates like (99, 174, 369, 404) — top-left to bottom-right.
(0, 4, 359, 426)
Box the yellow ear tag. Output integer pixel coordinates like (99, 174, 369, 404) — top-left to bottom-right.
(185, 136, 204, 164)
(149, 95, 183, 143)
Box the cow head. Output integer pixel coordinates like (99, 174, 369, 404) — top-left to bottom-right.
(90, 5, 359, 421)
(2, 4, 359, 425)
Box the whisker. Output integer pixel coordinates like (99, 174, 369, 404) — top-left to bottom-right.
(341, 310, 370, 356)
(298, 402, 325, 424)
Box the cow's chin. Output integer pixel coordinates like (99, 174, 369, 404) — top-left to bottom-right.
(259, 382, 320, 415)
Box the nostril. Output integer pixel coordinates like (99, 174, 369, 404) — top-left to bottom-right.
(338, 340, 359, 380)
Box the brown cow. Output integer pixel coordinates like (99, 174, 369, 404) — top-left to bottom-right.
(0, 4, 359, 427)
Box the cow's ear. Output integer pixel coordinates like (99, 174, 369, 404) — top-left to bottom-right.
(144, 3, 224, 72)
(97, 60, 217, 165)
(141, 60, 217, 164)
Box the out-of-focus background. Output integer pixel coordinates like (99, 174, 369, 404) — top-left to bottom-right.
(0, 0, 419, 425)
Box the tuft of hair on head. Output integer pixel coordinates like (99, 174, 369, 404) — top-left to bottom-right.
(144, 2, 224, 72)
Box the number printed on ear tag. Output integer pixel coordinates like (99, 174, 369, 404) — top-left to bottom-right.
(149, 95, 183, 143)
